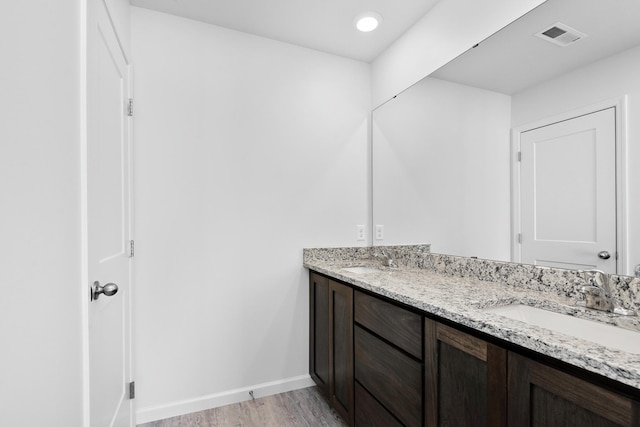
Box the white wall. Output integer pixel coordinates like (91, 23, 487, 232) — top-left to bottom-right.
(131, 7, 370, 422)
(512, 45, 640, 275)
(0, 2, 83, 426)
(373, 77, 512, 260)
(371, 0, 546, 107)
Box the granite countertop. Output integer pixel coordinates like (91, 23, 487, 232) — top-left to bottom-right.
(303, 246, 640, 391)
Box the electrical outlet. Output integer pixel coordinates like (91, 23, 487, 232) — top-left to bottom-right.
(375, 225, 384, 240)
(356, 225, 365, 241)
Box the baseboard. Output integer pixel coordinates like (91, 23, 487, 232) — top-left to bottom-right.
(135, 374, 315, 424)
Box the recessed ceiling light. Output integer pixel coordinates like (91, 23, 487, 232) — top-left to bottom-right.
(355, 12, 382, 32)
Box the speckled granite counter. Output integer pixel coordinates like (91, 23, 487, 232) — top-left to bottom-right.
(303, 245, 640, 391)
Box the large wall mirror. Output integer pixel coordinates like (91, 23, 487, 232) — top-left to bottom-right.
(372, 0, 640, 276)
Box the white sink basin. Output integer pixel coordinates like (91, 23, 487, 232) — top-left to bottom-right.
(485, 304, 640, 354)
(341, 266, 381, 274)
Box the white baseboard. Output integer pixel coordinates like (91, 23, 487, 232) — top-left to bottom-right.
(135, 374, 315, 424)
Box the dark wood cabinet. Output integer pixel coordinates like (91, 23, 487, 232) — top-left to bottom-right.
(309, 272, 354, 425)
(310, 270, 640, 427)
(330, 279, 354, 425)
(508, 352, 640, 427)
(354, 290, 422, 359)
(425, 318, 640, 427)
(425, 319, 507, 427)
(354, 290, 423, 427)
(309, 272, 330, 395)
(355, 325, 422, 427)
(355, 381, 403, 427)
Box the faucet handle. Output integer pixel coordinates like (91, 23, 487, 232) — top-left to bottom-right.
(578, 269, 609, 291)
(578, 268, 606, 278)
(574, 270, 637, 316)
(374, 248, 397, 268)
(374, 249, 387, 259)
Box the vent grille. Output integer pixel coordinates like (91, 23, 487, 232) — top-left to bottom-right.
(535, 22, 587, 47)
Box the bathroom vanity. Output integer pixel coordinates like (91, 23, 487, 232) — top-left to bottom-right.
(305, 246, 640, 427)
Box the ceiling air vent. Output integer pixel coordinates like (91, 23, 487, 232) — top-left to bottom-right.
(534, 22, 587, 47)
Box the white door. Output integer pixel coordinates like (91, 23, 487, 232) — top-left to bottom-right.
(520, 108, 616, 272)
(87, 0, 133, 425)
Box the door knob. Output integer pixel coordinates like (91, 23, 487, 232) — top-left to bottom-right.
(597, 251, 611, 260)
(91, 281, 118, 301)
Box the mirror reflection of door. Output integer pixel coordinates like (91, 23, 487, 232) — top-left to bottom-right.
(519, 107, 616, 273)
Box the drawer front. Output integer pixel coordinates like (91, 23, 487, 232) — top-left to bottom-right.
(354, 290, 422, 359)
(355, 382, 403, 427)
(355, 326, 422, 427)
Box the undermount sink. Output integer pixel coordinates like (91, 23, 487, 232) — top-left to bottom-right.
(484, 304, 640, 354)
(341, 266, 381, 274)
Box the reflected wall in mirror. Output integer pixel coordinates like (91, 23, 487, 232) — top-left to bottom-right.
(372, 0, 640, 276)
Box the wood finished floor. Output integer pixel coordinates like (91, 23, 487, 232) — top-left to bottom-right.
(137, 386, 348, 427)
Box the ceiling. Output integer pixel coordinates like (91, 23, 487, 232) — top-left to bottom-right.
(430, 0, 640, 94)
(130, 0, 440, 63)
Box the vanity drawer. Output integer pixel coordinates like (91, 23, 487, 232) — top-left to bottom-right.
(355, 326, 422, 427)
(354, 290, 422, 359)
(355, 382, 402, 427)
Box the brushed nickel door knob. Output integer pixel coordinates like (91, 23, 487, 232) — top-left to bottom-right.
(91, 281, 118, 301)
(597, 251, 611, 260)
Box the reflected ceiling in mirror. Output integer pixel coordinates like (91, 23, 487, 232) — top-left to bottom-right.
(431, 0, 640, 95)
(372, 0, 640, 276)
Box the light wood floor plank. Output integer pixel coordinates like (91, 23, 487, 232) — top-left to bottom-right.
(138, 386, 347, 427)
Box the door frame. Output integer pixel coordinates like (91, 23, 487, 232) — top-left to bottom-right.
(510, 96, 628, 274)
(80, 0, 135, 424)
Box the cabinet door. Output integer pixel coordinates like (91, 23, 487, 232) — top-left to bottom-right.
(329, 279, 354, 426)
(425, 319, 507, 427)
(309, 272, 329, 395)
(508, 352, 640, 427)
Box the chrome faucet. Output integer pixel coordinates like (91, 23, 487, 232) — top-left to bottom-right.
(374, 248, 397, 268)
(576, 269, 636, 316)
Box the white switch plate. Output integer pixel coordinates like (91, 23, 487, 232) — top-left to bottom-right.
(375, 225, 384, 240)
(356, 225, 365, 241)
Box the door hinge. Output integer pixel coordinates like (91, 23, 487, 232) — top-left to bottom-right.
(517, 233, 522, 244)
(129, 381, 135, 400)
(517, 151, 522, 162)
(127, 98, 134, 117)
(129, 240, 135, 257)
